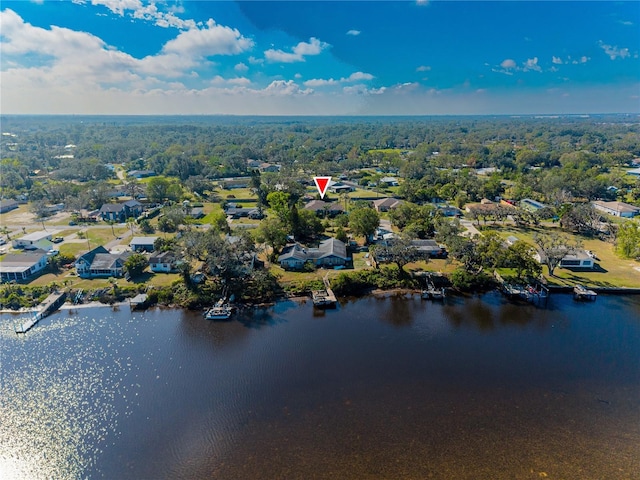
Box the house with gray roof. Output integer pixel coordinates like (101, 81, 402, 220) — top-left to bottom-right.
(304, 200, 345, 217)
(372, 197, 403, 212)
(12, 230, 53, 251)
(99, 200, 143, 222)
(278, 238, 349, 270)
(0, 251, 48, 282)
(130, 236, 158, 252)
(0, 199, 19, 213)
(75, 246, 131, 278)
(149, 251, 179, 273)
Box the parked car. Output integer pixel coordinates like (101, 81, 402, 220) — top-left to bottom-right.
(68, 221, 77, 226)
(52, 236, 63, 243)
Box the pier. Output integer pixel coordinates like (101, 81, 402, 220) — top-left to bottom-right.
(494, 271, 549, 305)
(573, 284, 597, 301)
(15, 291, 67, 334)
(312, 276, 337, 308)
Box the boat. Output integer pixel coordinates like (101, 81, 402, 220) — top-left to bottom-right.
(205, 304, 233, 320)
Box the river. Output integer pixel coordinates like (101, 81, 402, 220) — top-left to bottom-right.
(1, 292, 639, 479)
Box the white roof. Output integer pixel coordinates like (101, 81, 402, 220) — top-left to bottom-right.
(130, 236, 158, 245)
(18, 231, 51, 242)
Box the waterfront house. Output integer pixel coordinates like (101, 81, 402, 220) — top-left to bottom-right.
(130, 236, 158, 252)
(149, 251, 178, 273)
(410, 240, 448, 259)
(534, 249, 594, 269)
(278, 238, 349, 270)
(75, 246, 131, 278)
(592, 200, 639, 218)
(626, 167, 640, 177)
(99, 200, 144, 223)
(12, 231, 53, 251)
(0, 251, 48, 282)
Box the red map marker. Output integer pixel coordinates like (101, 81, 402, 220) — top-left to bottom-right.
(313, 176, 331, 199)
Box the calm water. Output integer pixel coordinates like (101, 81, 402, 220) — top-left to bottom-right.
(1, 293, 639, 480)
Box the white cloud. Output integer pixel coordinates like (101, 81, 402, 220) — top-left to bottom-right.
(522, 57, 542, 72)
(234, 62, 248, 72)
(500, 59, 516, 69)
(416, 0, 429, 5)
(264, 37, 329, 63)
(346, 29, 360, 36)
(248, 56, 263, 65)
(599, 41, 630, 60)
(619, 20, 633, 26)
(345, 71, 374, 82)
(552, 56, 563, 64)
(572, 56, 590, 64)
(303, 71, 374, 87)
(304, 78, 338, 87)
(85, 0, 198, 29)
(263, 80, 313, 96)
(162, 19, 253, 57)
(416, 65, 431, 72)
(294, 73, 302, 79)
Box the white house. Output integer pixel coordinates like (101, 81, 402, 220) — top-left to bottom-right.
(12, 231, 53, 251)
(592, 201, 639, 218)
(535, 249, 594, 269)
(0, 251, 48, 282)
(149, 251, 178, 273)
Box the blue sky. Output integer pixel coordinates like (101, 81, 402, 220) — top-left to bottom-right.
(1, 1, 638, 115)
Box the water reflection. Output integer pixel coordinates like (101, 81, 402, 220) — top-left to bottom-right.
(1, 294, 639, 479)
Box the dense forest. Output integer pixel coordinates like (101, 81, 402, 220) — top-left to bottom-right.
(1, 114, 639, 207)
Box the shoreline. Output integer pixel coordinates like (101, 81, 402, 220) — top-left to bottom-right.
(3, 286, 640, 315)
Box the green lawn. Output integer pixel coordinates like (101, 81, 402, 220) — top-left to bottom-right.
(477, 223, 640, 288)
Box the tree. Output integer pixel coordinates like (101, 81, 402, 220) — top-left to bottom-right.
(255, 217, 288, 261)
(505, 241, 542, 279)
(349, 207, 380, 243)
(615, 220, 640, 259)
(371, 235, 419, 277)
(266, 191, 291, 225)
(533, 232, 581, 276)
(124, 253, 148, 278)
(335, 226, 348, 244)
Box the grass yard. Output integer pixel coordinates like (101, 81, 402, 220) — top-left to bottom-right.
(477, 223, 640, 288)
(28, 269, 181, 289)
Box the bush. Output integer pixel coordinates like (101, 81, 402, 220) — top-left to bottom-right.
(450, 268, 494, 292)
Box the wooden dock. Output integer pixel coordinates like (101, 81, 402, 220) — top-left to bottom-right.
(312, 276, 337, 308)
(15, 291, 67, 334)
(129, 293, 149, 310)
(573, 284, 597, 301)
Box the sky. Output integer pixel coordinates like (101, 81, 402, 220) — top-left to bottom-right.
(0, 1, 639, 115)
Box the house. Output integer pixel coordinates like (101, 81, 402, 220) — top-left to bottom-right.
(626, 167, 640, 177)
(438, 205, 462, 217)
(12, 231, 53, 251)
(380, 177, 399, 187)
(278, 238, 349, 270)
(535, 249, 594, 269)
(327, 181, 355, 194)
(410, 240, 448, 259)
(149, 251, 178, 273)
(130, 236, 158, 252)
(520, 198, 547, 212)
(75, 246, 131, 278)
(304, 200, 345, 217)
(99, 200, 144, 222)
(225, 207, 263, 219)
(127, 170, 156, 179)
(372, 197, 403, 212)
(258, 162, 281, 173)
(0, 199, 19, 213)
(0, 251, 48, 282)
(592, 201, 639, 218)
